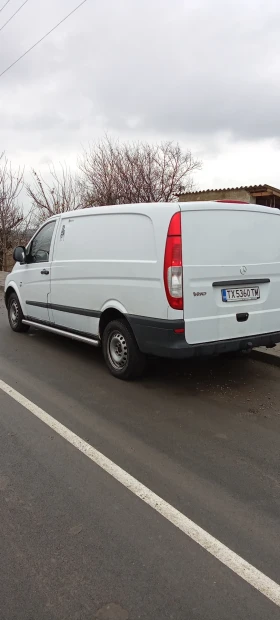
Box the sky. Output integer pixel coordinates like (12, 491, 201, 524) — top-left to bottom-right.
(1, 0, 280, 195)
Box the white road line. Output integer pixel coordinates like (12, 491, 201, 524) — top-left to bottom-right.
(1, 378, 280, 608)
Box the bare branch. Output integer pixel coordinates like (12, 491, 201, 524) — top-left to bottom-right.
(78, 137, 201, 206)
(0, 154, 25, 271)
(26, 163, 83, 225)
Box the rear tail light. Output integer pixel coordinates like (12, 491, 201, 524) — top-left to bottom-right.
(164, 212, 183, 310)
(215, 200, 249, 204)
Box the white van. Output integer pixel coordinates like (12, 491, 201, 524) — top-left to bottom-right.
(5, 201, 280, 379)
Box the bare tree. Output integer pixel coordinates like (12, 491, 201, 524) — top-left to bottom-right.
(0, 154, 25, 271)
(78, 136, 201, 206)
(26, 164, 82, 224)
(14, 207, 36, 246)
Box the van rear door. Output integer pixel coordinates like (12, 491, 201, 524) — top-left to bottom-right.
(180, 203, 280, 345)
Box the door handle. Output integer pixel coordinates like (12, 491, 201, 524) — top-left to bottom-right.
(41, 269, 49, 275)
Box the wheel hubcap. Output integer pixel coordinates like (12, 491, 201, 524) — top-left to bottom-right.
(108, 331, 128, 370)
(10, 300, 19, 327)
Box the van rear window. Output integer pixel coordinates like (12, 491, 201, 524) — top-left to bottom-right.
(182, 210, 280, 265)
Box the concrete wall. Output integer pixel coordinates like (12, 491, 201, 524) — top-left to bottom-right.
(179, 188, 256, 203)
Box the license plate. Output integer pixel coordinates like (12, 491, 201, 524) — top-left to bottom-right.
(222, 286, 260, 302)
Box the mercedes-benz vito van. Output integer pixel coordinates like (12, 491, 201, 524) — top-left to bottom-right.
(5, 201, 280, 379)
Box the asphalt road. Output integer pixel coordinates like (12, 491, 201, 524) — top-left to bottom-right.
(0, 293, 280, 619)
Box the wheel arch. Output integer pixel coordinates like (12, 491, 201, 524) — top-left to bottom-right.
(99, 307, 131, 339)
(5, 282, 24, 311)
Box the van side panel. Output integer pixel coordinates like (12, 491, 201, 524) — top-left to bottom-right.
(50, 211, 170, 336)
(181, 206, 280, 345)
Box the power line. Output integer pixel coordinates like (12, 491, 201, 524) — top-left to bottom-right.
(0, 0, 88, 79)
(0, 0, 29, 34)
(0, 0, 12, 15)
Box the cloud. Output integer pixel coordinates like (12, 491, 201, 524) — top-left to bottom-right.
(0, 0, 280, 188)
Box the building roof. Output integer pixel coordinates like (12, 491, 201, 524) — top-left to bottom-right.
(180, 184, 280, 197)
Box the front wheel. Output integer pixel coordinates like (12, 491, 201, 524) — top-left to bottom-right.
(102, 319, 146, 380)
(7, 292, 29, 333)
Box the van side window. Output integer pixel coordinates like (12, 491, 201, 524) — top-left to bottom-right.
(29, 221, 56, 263)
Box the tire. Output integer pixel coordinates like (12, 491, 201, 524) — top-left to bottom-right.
(102, 319, 146, 380)
(7, 292, 29, 333)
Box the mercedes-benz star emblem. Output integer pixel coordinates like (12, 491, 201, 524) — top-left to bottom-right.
(240, 266, 247, 275)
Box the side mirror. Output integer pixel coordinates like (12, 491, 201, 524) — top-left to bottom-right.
(13, 246, 26, 264)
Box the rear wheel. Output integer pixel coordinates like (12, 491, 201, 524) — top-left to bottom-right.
(7, 292, 29, 333)
(102, 319, 146, 380)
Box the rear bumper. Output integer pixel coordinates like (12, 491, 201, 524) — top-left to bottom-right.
(127, 315, 280, 359)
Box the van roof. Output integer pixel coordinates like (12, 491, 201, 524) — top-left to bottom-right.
(57, 201, 280, 220)
(179, 201, 280, 215)
(60, 202, 178, 219)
